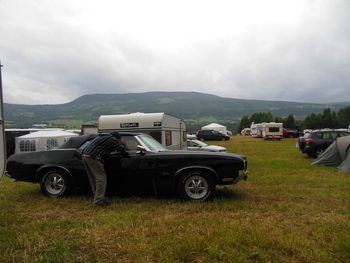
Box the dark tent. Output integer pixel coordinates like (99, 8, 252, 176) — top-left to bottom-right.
(312, 135, 350, 173)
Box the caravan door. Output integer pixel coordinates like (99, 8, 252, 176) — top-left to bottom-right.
(0, 63, 6, 181)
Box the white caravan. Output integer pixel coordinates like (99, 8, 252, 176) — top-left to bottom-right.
(250, 123, 263, 138)
(98, 112, 187, 150)
(15, 130, 78, 154)
(262, 122, 283, 140)
(0, 62, 6, 180)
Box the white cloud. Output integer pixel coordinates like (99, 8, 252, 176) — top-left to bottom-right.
(0, 0, 349, 104)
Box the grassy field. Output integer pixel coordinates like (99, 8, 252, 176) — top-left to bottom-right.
(1, 137, 349, 263)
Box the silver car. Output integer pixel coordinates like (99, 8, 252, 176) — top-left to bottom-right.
(187, 139, 227, 152)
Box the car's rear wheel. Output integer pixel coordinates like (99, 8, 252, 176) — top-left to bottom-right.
(177, 169, 215, 201)
(40, 170, 71, 197)
(315, 148, 325, 158)
(200, 137, 205, 141)
(221, 137, 226, 141)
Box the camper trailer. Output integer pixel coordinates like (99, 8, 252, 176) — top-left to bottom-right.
(15, 130, 78, 154)
(250, 123, 263, 138)
(98, 112, 187, 150)
(262, 122, 283, 140)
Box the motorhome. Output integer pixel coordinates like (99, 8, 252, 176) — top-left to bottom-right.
(98, 112, 187, 150)
(250, 123, 263, 138)
(262, 122, 283, 140)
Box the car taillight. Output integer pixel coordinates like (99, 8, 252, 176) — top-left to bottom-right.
(305, 138, 313, 144)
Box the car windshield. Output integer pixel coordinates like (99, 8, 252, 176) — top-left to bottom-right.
(137, 135, 167, 152)
(191, 140, 208, 147)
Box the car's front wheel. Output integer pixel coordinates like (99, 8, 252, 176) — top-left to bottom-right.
(177, 170, 215, 201)
(40, 169, 71, 197)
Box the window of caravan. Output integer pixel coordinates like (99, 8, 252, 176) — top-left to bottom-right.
(46, 138, 58, 150)
(19, 140, 36, 152)
(268, 127, 280, 133)
(165, 131, 172, 146)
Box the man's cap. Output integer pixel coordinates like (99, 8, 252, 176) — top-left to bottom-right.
(110, 131, 121, 139)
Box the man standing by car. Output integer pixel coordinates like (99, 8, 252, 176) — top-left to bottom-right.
(81, 131, 126, 206)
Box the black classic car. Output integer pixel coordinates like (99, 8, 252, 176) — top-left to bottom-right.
(6, 133, 248, 201)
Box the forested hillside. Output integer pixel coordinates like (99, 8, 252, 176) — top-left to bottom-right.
(4, 92, 349, 131)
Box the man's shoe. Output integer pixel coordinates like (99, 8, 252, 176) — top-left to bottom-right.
(95, 199, 111, 207)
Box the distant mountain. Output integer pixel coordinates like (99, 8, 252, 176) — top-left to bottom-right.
(4, 92, 350, 131)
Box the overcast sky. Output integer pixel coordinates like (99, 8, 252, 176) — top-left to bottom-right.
(1, 0, 349, 105)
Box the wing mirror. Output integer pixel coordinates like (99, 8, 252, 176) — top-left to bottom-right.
(136, 145, 147, 154)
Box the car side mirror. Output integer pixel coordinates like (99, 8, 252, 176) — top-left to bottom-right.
(136, 145, 147, 154)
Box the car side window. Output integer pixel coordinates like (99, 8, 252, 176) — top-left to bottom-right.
(187, 141, 194, 147)
(322, 133, 330, 139)
(78, 140, 92, 152)
(121, 136, 139, 151)
(313, 133, 322, 139)
(330, 132, 338, 140)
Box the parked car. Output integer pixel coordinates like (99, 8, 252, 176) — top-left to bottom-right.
(6, 133, 248, 201)
(196, 130, 230, 141)
(187, 139, 227, 152)
(298, 130, 350, 158)
(283, 128, 303, 138)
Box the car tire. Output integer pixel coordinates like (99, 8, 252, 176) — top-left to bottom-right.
(200, 137, 205, 141)
(177, 169, 215, 201)
(306, 152, 314, 158)
(221, 137, 226, 141)
(40, 169, 71, 197)
(315, 148, 325, 158)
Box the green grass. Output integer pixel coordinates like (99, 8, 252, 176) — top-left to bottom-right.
(1, 137, 349, 262)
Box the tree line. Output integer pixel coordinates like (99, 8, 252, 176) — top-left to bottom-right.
(237, 106, 350, 132)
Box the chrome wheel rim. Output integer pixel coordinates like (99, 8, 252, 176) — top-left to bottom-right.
(45, 172, 65, 195)
(184, 175, 208, 200)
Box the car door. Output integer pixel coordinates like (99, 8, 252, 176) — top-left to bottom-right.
(212, 130, 221, 140)
(104, 135, 157, 194)
(0, 63, 6, 181)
